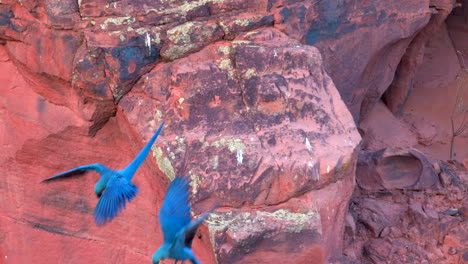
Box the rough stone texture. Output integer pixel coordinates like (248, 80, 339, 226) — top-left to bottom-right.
(384, 0, 459, 115)
(400, 50, 468, 161)
(0, 45, 216, 264)
(292, 1, 432, 122)
(345, 161, 467, 264)
(1, 0, 464, 263)
(120, 28, 361, 262)
(1, 0, 437, 125)
(0, 1, 366, 263)
(352, 198, 407, 238)
(359, 1, 466, 162)
(342, 3, 468, 263)
(356, 147, 439, 191)
(359, 101, 418, 151)
(449, 0, 468, 56)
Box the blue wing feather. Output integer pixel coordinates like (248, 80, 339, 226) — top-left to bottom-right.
(121, 122, 165, 180)
(179, 207, 217, 248)
(42, 163, 109, 182)
(159, 176, 192, 243)
(94, 175, 138, 225)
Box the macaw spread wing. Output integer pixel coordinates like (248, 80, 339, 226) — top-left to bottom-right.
(121, 122, 165, 179)
(181, 210, 214, 248)
(94, 175, 138, 225)
(159, 176, 192, 244)
(42, 163, 109, 181)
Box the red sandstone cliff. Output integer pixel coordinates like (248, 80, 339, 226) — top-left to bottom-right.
(0, 0, 467, 263)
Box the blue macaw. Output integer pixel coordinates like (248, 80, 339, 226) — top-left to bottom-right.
(42, 122, 165, 225)
(152, 176, 215, 264)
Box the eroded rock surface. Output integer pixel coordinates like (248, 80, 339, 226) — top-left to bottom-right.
(1, 0, 438, 125)
(356, 147, 439, 191)
(345, 161, 467, 264)
(1, 0, 461, 263)
(384, 0, 460, 116)
(0, 45, 218, 263)
(121, 28, 361, 262)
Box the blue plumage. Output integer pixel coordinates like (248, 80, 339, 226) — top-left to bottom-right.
(42, 122, 165, 225)
(94, 175, 138, 225)
(160, 176, 191, 243)
(153, 176, 216, 264)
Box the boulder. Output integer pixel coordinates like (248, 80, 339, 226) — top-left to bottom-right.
(356, 147, 439, 191)
(121, 28, 361, 262)
(1, 0, 456, 263)
(0, 45, 218, 264)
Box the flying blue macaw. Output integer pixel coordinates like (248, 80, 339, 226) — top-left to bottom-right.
(42, 122, 165, 225)
(152, 176, 215, 264)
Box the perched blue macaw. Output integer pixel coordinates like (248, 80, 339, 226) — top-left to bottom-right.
(42, 122, 165, 225)
(152, 176, 215, 264)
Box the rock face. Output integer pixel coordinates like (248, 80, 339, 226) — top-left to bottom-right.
(304, 1, 432, 122)
(359, 101, 419, 151)
(341, 2, 468, 263)
(0, 0, 437, 124)
(384, 0, 460, 116)
(356, 147, 439, 191)
(0, 45, 219, 263)
(120, 28, 361, 262)
(0, 0, 461, 263)
(345, 161, 467, 264)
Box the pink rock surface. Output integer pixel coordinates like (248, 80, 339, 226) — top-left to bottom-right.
(356, 147, 439, 191)
(346, 161, 467, 264)
(0, 45, 215, 264)
(295, 1, 432, 122)
(384, 1, 459, 115)
(120, 28, 361, 262)
(1, 0, 436, 124)
(345, 3, 468, 259)
(359, 101, 418, 151)
(1, 0, 465, 263)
